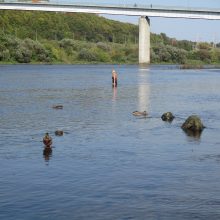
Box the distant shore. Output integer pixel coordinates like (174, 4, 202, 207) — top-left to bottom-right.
(1, 62, 220, 70)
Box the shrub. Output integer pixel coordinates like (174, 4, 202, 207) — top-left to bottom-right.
(93, 49, 111, 62)
(78, 48, 97, 61)
(151, 50, 160, 63)
(5, 36, 21, 50)
(59, 38, 79, 50)
(166, 45, 187, 64)
(15, 46, 32, 63)
(211, 49, 220, 63)
(195, 49, 211, 63)
(96, 42, 110, 51)
(2, 49, 10, 61)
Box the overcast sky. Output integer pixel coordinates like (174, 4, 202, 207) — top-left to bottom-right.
(67, 0, 220, 43)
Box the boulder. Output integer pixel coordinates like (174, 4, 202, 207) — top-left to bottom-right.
(181, 115, 205, 132)
(161, 112, 175, 122)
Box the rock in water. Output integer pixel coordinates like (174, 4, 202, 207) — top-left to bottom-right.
(52, 105, 63, 109)
(181, 115, 205, 131)
(161, 112, 175, 122)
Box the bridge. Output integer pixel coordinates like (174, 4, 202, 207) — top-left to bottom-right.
(1, 1, 220, 64)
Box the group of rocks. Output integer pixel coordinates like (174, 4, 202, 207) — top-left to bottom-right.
(44, 106, 205, 147)
(133, 111, 205, 136)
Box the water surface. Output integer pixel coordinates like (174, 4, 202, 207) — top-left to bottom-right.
(1, 64, 220, 219)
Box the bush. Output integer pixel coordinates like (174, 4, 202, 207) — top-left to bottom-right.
(93, 49, 111, 62)
(111, 51, 126, 63)
(157, 45, 171, 62)
(78, 48, 97, 61)
(15, 46, 32, 63)
(195, 49, 211, 63)
(152, 44, 187, 64)
(166, 45, 187, 64)
(38, 53, 52, 62)
(96, 42, 110, 51)
(5, 36, 21, 51)
(60, 38, 78, 50)
(151, 50, 160, 63)
(211, 49, 220, 63)
(2, 49, 10, 61)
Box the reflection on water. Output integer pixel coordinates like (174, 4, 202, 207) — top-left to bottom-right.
(137, 68, 150, 112)
(43, 147, 52, 162)
(112, 86, 117, 115)
(183, 129, 203, 140)
(198, 154, 220, 163)
(112, 86, 117, 101)
(1, 65, 220, 220)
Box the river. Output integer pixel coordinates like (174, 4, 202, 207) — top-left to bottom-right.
(0, 64, 220, 219)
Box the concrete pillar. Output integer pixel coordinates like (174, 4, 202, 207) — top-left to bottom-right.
(139, 16, 150, 64)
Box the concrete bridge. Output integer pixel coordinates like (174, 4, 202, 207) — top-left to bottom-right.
(1, 1, 220, 64)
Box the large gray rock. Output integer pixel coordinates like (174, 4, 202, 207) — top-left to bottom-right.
(161, 112, 175, 122)
(181, 115, 205, 132)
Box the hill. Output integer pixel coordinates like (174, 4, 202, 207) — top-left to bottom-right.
(0, 10, 220, 64)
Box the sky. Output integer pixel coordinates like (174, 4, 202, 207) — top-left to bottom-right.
(67, 0, 220, 43)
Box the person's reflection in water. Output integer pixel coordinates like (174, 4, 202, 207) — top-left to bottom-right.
(43, 146, 52, 163)
(112, 85, 117, 101)
(138, 68, 150, 113)
(112, 85, 117, 115)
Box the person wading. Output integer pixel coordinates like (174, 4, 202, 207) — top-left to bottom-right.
(112, 69, 118, 87)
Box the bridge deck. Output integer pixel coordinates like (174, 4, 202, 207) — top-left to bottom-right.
(0, 1, 220, 20)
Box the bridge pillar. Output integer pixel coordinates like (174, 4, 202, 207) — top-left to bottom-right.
(139, 16, 150, 64)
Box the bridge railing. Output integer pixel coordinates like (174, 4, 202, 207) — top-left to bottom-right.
(0, 0, 220, 12)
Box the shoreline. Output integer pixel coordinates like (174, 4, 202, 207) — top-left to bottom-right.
(1, 63, 220, 69)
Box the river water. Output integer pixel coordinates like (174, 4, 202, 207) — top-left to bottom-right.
(0, 64, 220, 219)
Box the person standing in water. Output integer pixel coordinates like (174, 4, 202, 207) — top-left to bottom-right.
(112, 69, 118, 87)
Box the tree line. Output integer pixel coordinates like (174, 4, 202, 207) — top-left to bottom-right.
(0, 10, 220, 64)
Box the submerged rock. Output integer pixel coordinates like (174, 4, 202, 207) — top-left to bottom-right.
(181, 115, 205, 132)
(132, 111, 148, 116)
(161, 112, 175, 122)
(55, 130, 64, 136)
(52, 105, 63, 109)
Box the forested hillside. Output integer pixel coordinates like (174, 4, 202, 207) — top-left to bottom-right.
(0, 10, 220, 64)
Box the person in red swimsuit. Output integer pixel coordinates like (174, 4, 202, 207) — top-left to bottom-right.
(112, 69, 118, 87)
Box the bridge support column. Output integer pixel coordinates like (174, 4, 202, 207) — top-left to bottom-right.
(139, 16, 150, 64)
